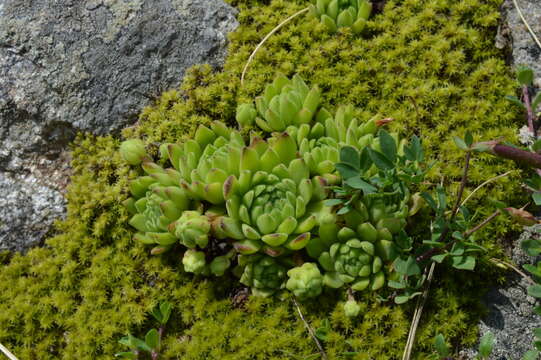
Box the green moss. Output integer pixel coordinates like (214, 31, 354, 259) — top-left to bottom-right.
(0, 0, 525, 358)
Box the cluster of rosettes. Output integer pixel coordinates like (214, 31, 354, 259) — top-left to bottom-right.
(120, 74, 416, 315)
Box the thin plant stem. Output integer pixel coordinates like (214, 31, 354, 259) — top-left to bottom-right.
(0, 342, 19, 360)
(523, 85, 537, 136)
(490, 258, 536, 285)
(512, 0, 541, 50)
(416, 210, 500, 264)
(402, 262, 436, 360)
(292, 298, 328, 360)
(416, 152, 472, 263)
(451, 151, 471, 216)
(463, 210, 500, 237)
(460, 171, 515, 208)
(240, 7, 309, 86)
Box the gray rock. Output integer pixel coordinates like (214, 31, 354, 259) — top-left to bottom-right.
(460, 225, 541, 360)
(498, 0, 541, 86)
(0, 0, 239, 251)
(0, 172, 66, 252)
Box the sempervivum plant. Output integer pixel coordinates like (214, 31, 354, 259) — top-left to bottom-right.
(120, 73, 428, 304)
(318, 235, 385, 291)
(239, 255, 289, 297)
(219, 132, 331, 257)
(236, 74, 326, 132)
(285, 262, 324, 299)
(121, 140, 191, 254)
(309, 0, 373, 34)
(168, 121, 246, 205)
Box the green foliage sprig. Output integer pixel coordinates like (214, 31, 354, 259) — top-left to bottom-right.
(432, 331, 495, 360)
(116, 302, 172, 359)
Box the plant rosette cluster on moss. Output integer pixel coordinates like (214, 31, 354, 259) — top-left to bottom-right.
(120, 74, 426, 315)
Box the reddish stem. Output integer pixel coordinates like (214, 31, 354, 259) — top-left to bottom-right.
(476, 141, 541, 169)
(493, 144, 541, 168)
(523, 85, 537, 137)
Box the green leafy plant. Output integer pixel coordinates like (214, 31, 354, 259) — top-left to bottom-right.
(432, 331, 495, 360)
(116, 302, 172, 359)
(520, 236, 541, 359)
(370, 132, 504, 304)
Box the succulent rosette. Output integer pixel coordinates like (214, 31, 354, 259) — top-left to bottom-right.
(170, 210, 211, 249)
(309, 0, 372, 34)
(182, 248, 235, 276)
(166, 122, 246, 205)
(236, 74, 326, 132)
(318, 235, 385, 292)
(285, 262, 324, 299)
(239, 255, 288, 297)
(216, 132, 332, 257)
(343, 299, 362, 317)
(123, 171, 191, 253)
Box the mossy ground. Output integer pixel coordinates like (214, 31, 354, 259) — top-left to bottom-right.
(0, 0, 525, 358)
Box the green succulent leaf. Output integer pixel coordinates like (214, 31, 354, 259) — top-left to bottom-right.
(359, 147, 373, 172)
(325, 199, 344, 207)
(337, 206, 352, 215)
(533, 192, 541, 206)
(388, 280, 406, 289)
(452, 136, 469, 151)
(394, 295, 410, 304)
(159, 302, 172, 325)
(431, 253, 447, 263)
(393, 256, 420, 276)
(464, 131, 473, 147)
(315, 327, 329, 342)
(151, 307, 163, 324)
(335, 163, 360, 179)
(523, 264, 541, 278)
(451, 255, 475, 270)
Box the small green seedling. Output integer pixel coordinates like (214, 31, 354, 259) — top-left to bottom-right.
(115, 302, 172, 359)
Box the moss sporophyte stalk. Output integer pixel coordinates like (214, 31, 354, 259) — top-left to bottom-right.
(0, 0, 526, 358)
